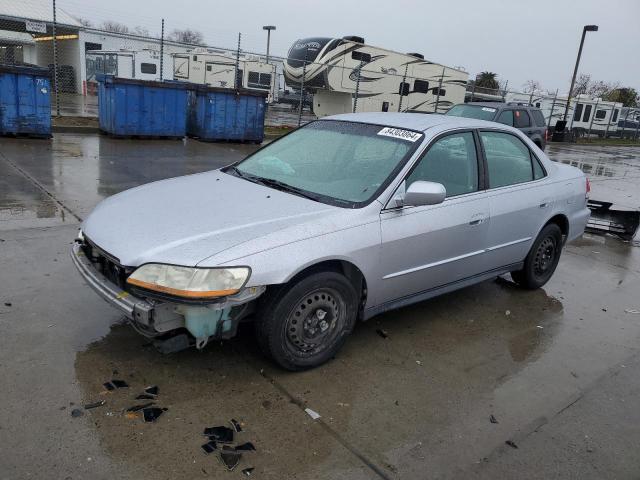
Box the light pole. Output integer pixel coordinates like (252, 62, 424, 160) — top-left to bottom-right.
(563, 25, 598, 121)
(262, 25, 276, 63)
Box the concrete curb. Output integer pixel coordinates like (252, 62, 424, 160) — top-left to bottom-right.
(52, 125, 100, 134)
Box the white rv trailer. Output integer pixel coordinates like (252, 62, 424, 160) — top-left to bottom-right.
(85, 49, 172, 86)
(505, 92, 623, 135)
(283, 36, 468, 117)
(173, 49, 277, 102)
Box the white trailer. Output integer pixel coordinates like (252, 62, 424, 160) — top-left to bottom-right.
(283, 36, 468, 117)
(173, 49, 277, 102)
(86, 49, 172, 82)
(505, 92, 623, 136)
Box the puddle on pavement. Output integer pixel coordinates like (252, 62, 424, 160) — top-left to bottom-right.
(547, 145, 640, 209)
(1, 135, 261, 222)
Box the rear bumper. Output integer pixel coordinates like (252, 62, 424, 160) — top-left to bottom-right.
(70, 242, 154, 322)
(568, 206, 591, 242)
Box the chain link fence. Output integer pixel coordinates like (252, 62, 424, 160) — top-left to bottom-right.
(1, 1, 638, 138)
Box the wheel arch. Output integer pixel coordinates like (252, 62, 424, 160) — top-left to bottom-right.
(543, 213, 569, 243)
(278, 258, 368, 317)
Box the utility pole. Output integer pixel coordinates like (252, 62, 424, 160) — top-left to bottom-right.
(563, 25, 599, 121)
(262, 26, 276, 63)
(159, 19, 164, 81)
(52, 0, 60, 116)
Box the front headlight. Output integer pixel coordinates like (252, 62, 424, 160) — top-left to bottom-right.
(126, 264, 250, 300)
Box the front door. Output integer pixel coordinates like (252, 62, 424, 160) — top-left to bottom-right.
(378, 131, 490, 304)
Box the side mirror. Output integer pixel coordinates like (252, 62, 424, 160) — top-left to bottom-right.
(404, 181, 446, 206)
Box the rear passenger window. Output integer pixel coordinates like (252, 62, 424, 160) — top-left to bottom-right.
(406, 132, 478, 197)
(496, 110, 514, 126)
(480, 131, 534, 188)
(582, 104, 592, 122)
(531, 110, 546, 127)
(514, 110, 531, 128)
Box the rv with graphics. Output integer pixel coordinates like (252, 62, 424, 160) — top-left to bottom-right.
(173, 49, 277, 102)
(506, 92, 623, 136)
(283, 36, 468, 117)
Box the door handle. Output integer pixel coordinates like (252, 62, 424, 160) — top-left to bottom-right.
(469, 213, 487, 226)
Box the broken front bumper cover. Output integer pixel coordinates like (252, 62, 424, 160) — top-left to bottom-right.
(70, 242, 265, 343)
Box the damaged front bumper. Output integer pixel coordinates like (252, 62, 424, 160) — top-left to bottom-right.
(70, 242, 265, 347)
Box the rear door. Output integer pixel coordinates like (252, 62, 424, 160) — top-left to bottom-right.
(514, 109, 534, 138)
(479, 130, 554, 268)
(379, 130, 490, 304)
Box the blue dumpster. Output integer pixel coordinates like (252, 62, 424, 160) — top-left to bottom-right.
(0, 64, 51, 137)
(187, 86, 267, 143)
(98, 75, 189, 138)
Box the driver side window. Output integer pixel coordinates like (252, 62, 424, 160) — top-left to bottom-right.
(406, 132, 479, 197)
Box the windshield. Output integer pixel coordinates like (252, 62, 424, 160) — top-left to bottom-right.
(231, 120, 423, 207)
(446, 104, 498, 121)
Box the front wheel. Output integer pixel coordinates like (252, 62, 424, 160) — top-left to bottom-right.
(255, 271, 358, 371)
(511, 223, 563, 289)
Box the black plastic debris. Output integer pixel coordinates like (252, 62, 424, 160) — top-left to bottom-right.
(230, 418, 242, 432)
(376, 329, 389, 339)
(144, 385, 159, 396)
(154, 333, 191, 354)
(84, 400, 106, 410)
(201, 440, 217, 454)
(242, 467, 255, 476)
(203, 426, 234, 443)
(219, 446, 241, 471)
(489, 414, 498, 424)
(235, 442, 256, 452)
(103, 382, 115, 391)
(4, 302, 11, 307)
(505, 440, 518, 449)
(111, 379, 129, 388)
(127, 402, 154, 412)
(136, 394, 155, 400)
(71, 408, 84, 418)
(143, 407, 166, 423)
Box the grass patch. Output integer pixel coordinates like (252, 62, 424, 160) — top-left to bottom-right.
(576, 137, 640, 146)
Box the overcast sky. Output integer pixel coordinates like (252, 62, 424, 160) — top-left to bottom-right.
(59, 0, 640, 93)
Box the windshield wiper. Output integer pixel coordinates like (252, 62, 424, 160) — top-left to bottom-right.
(251, 177, 319, 202)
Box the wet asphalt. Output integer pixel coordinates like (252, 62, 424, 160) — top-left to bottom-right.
(1, 136, 639, 480)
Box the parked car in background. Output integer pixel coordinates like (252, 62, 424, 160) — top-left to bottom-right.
(72, 113, 589, 370)
(446, 102, 548, 149)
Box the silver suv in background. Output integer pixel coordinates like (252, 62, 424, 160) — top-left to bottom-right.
(446, 102, 548, 150)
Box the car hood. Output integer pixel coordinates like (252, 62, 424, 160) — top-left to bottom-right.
(82, 170, 337, 267)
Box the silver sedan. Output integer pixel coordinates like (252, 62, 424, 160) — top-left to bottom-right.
(72, 113, 590, 370)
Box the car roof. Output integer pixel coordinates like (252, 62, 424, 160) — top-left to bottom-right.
(325, 112, 509, 133)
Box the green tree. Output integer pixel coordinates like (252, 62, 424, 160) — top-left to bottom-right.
(603, 87, 638, 107)
(475, 72, 500, 91)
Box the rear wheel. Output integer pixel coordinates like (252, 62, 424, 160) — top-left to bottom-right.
(255, 271, 358, 370)
(511, 223, 563, 289)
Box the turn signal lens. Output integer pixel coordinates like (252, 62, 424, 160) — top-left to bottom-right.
(127, 264, 250, 299)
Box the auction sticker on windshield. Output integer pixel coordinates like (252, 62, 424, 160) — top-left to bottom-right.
(377, 127, 422, 142)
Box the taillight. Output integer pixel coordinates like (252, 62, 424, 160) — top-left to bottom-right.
(585, 177, 591, 197)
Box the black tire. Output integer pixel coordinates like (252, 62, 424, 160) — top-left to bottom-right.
(511, 223, 563, 289)
(255, 271, 358, 371)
